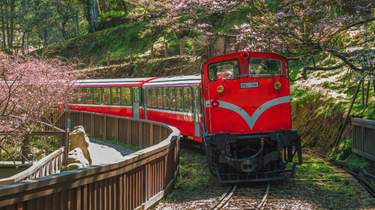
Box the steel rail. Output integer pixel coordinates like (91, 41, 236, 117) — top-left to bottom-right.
(211, 184, 237, 210)
(256, 183, 270, 210)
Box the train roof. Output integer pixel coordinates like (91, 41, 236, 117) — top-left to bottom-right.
(143, 75, 201, 87)
(74, 77, 155, 87)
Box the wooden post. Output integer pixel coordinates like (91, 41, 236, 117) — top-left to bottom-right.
(103, 116, 107, 140)
(63, 130, 69, 165)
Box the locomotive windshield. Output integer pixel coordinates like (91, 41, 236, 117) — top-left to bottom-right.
(250, 58, 282, 76)
(208, 60, 239, 81)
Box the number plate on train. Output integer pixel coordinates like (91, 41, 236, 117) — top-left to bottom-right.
(240, 82, 259, 89)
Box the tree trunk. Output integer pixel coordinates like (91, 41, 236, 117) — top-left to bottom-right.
(0, 1, 7, 51)
(42, 28, 48, 46)
(191, 40, 196, 55)
(21, 135, 30, 164)
(74, 9, 80, 36)
(164, 40, 168, 57)
(150, 43, 154, 58)
(8, 0, 15, 51)
(21, 32, 25, 54)
(90, 0, 99, 32)
(179, 38, 185, 56)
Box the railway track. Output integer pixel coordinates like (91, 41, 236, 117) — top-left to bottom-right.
(210, 183, 270, 210)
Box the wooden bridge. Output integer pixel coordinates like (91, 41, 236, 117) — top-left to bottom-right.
(0, 111, 180, 210)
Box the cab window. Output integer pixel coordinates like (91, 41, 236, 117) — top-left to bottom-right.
(250, 58, 282, 76)
(208, 60, 239, 81)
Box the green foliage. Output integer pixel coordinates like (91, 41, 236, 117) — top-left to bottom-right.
(41, 22, 156, 65)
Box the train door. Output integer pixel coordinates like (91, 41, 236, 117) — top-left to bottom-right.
(132, 87, 141, 119)
(193, 86, 201, 140)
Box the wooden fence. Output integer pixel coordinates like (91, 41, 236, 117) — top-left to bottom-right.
(0, 111, 180, 210)
(0, 147, 64, 185)
(0, 119, 68, 185)
(352, 118, 375, 161)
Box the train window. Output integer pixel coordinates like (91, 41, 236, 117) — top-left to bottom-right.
(157, 88, 162, 108)
(169, 87, 177, 111)
(162, 88, 167, 109)
(76, 88, 86, 104)
(208, 60, 239, 81)
(91, 88, 101, 104)
(121, 87, 131, 106)
(102, 88, 111, 104)
(250, 58, 282, 76)
(144, 89, 150, 107)
(111, 87, 121, 105)
(148, 89, 153, 107)
(150, 89, 156, 108)
(183, 87, 193, 113)
(176, 87, 184, 112)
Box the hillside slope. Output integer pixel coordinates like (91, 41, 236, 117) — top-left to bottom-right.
(40, 22, 156, 67)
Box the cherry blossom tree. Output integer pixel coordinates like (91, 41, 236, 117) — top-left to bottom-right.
(0, 53, 76, 160)
(168, 0, 375, 72)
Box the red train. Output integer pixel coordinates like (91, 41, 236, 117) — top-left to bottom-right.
(68, 52, 302, 183)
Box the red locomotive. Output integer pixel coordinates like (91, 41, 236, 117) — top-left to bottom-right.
(68, 52, 302, 183)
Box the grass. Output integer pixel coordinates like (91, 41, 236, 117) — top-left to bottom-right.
(165, 147, 218, 202)
(343, 154, 369, 170)
(295, 154, 356, 197)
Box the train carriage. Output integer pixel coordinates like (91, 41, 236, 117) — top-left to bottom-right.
(67, 51, 302, 183)
(143, 75, 202, 142)
(69, 78, 154, 119)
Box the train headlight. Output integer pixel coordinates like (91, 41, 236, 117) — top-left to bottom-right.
(274, 81, 282, 91)
(217, 85, 225, 94)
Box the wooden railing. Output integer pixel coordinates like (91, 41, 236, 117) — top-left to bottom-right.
(352, 118, 375, 161)
(0, 118, 68, 185)
(0, 147, 65, 185)
(0, 111, 180, 210)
